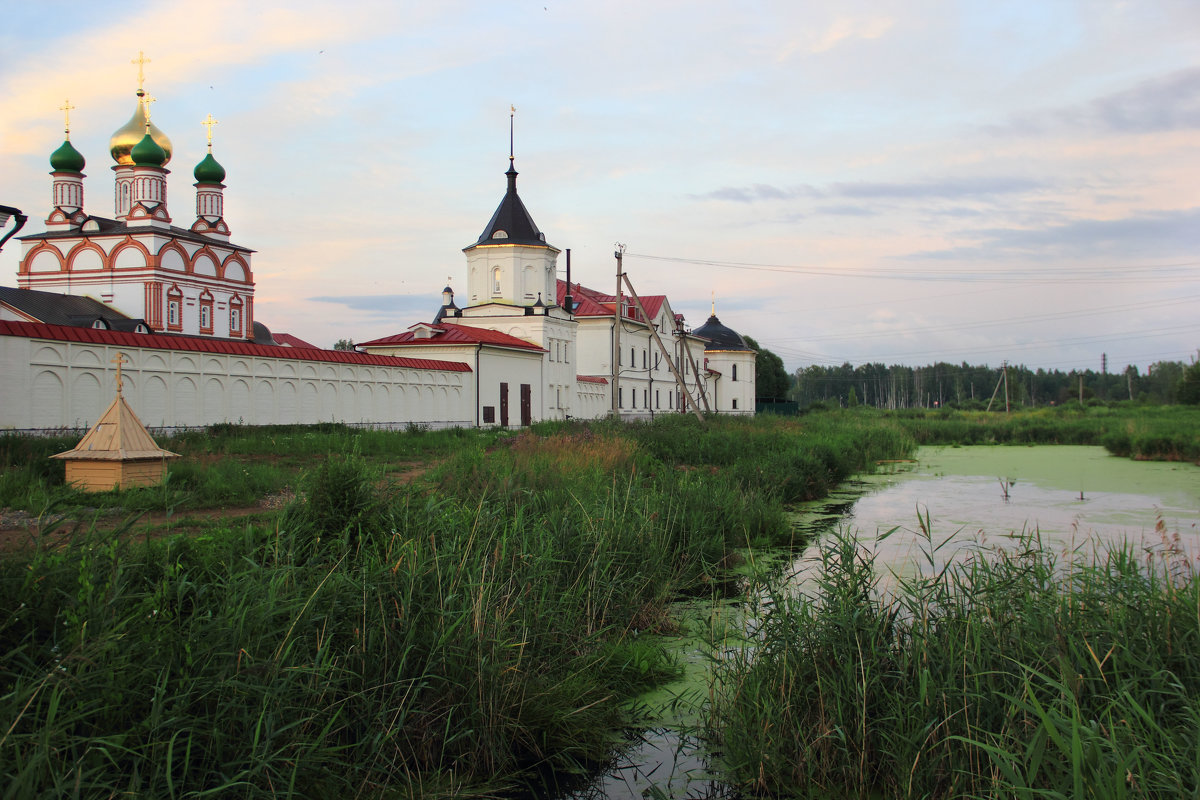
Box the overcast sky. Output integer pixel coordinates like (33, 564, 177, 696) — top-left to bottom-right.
(2, 0, 1197, 373)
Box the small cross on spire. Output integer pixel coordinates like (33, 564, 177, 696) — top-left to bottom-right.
(131, 51, 151, 91)
(509, 104, 516, 162)
(111, 352, 129, 395)
(59, 99, 75, 137)
(201, 113, 219, 149)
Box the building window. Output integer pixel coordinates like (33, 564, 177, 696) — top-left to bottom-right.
(618, 388, 623, 408)
(732, 364, 738, 381)
(492, 267, 501, 295)
(733, 398, 739, 410)
(655, 389, 660, 408)
(199, 291, 214, 334)
(642, 349, 646, 369)
(483, 406, 495, 423)
(229, 297, 243, 336)
(166, 285, 183, 331)
(643, 389, 648, 408)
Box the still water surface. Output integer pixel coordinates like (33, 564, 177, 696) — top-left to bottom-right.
(796, 445, 1200, 576)
(565, 445, 1200, 799)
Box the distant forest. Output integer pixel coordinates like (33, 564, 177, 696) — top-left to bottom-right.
(788, 357, 1199, 409)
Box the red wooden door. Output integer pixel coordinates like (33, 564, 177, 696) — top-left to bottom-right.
(520, 383, 532, 427)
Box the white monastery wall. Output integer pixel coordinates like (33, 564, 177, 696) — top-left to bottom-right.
(0, 332, 474, 431)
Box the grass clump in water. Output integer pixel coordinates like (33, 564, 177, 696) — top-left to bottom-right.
(711, 525, 1200, 799)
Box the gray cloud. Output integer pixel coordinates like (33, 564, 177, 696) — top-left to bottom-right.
(309, 294, 436, 316)
(698, 176, 1043, 204)
(909, 207, 1200, 262)
(994, 67, 1200, 136)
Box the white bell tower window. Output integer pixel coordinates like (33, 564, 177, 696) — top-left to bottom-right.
(493, 267, 501, 296)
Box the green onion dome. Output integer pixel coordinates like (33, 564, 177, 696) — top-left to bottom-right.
(131, 131, 167, 167)
(50, 139, 86, 173)
(193, 151, 226, 183)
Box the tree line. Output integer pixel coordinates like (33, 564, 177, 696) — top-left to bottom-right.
(788, 356, 1200, 409)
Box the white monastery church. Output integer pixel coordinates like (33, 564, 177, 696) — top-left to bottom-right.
(0, 75, 755, 432)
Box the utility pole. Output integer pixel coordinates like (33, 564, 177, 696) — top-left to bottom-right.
(1003, 360, 1010, 413)
(611, 244, 624, 418)
(622, 273, 705, 423)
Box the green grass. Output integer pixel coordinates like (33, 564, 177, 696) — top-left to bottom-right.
(711, 523, 1200, 799)
(0, 416, 918, 796)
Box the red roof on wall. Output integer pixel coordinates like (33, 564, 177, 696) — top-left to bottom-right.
(359, 323, 546, 352)
(272, 332, 321, 349)
(0, 320, 472, 372)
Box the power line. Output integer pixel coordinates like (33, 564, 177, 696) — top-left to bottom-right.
(626, 252, 1200, 284)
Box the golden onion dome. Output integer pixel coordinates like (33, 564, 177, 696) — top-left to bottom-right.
(109, 90, 172, 166)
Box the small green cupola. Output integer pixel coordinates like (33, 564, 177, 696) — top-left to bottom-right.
(50, 139, 86, 173)
(131, 130, 167, 167)
(193, 151, 226, 183)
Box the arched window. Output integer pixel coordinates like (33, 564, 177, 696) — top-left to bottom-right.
(492, 267, 501, 295)
(732, 364, 738, 381)
(229, 294, 244, 337)
(166, 285, 183, 331)
(199, 290, 214, 334)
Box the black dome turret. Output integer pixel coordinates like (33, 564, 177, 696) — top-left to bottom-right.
(692, 313, 751, 352)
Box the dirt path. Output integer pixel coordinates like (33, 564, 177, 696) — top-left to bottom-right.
(0, 461, 436, 553)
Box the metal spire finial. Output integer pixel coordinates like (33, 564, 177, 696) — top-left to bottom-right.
(131, 51, 151, 92)
(201, 113, 219, 150)
(509, 104, 515, 162)
(59, 99, 75, 137)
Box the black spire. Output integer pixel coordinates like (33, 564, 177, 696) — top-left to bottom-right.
(464, 108, 552, 250)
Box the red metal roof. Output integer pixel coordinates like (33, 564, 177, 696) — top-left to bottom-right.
(359, 323, 546, 352)
(557, 280, 667, 322)
(576, 375, 609, 384)
(0, 320, 472, 372)
(272, 332, 321, 349)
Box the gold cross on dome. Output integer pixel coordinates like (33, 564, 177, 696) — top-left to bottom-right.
(142, 93, 156, 123)
(111, 352, 129, 395)
(201, 113, 219, 147)
(59, 99, 75, 136)
(131, 51, 151, 91)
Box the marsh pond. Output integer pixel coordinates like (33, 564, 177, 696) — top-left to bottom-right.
(569, 444, 1200, 800)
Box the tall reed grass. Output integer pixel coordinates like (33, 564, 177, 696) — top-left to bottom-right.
(711, 524, 1200, 798)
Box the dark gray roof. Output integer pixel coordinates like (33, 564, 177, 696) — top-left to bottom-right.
(465, 162, 553, 250)
(0, 285, 139, 328)
(692, 313, 753, 352)
(18, 215, 254, 254)
(252, 320, 276, 345)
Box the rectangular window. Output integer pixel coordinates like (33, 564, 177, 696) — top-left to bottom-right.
(655, 389, 660, 409)
(230, 307, 241, 333)
(618, 388, 623, 408)
(643, 389, 648, 408)
(168, 301, 179, 326)
(733, 398, 739, 410)
(200, 305, 211, 330)
(483, 406, 495, 423)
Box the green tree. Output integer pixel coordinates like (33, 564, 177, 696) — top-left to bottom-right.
(333, 338, 356, 351)
(1177, 358, 1200, 405)
(743, 336, 791, 402)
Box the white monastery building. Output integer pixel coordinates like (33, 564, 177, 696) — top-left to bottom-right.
(0, 72, 755, 432)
